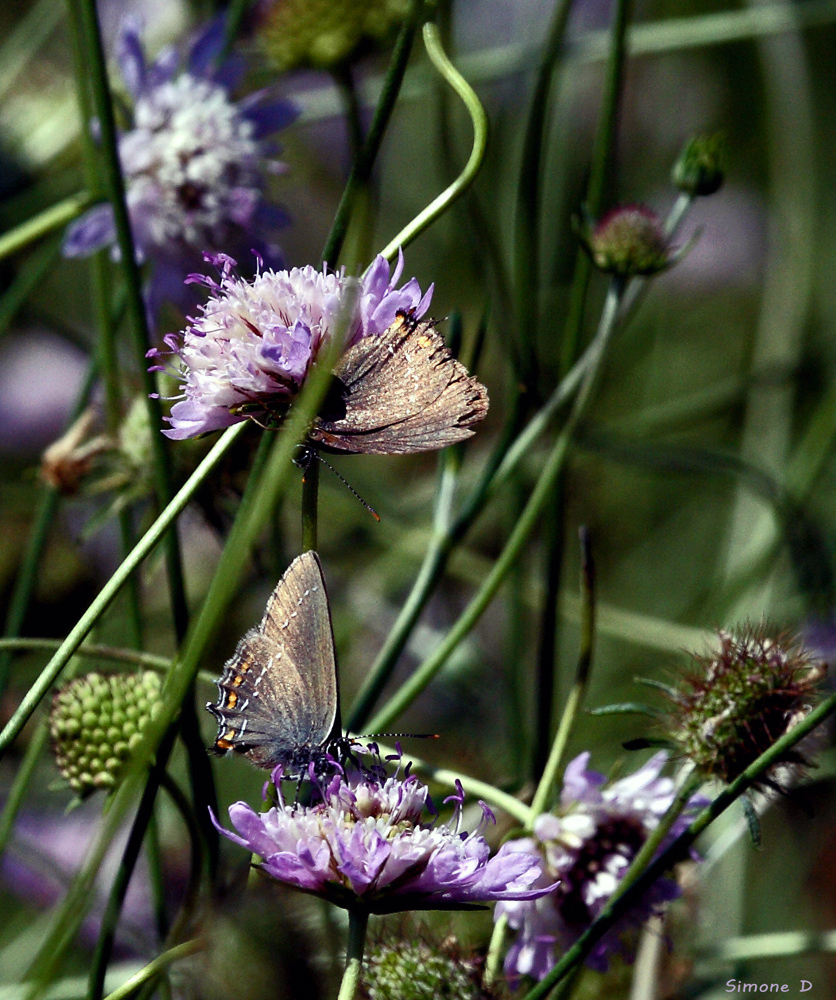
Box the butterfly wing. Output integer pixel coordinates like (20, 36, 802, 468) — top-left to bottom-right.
(207, 551, 340, 772)
(308, 319, 489, 455)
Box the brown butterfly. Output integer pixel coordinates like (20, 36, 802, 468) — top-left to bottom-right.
(308, 315, 489, 455)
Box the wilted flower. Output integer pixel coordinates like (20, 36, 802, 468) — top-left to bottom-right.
(258, 0, 410, 73)
(41, 409, 115, 494)
(212, 764, 549, 914)
(664, 624, 825, 787)
(576, 205, 674, 277)
(63, 18, 296, 317)
(50, 671, 164, 797)
(149, 250, 432, 439)
(496, 752, 704, 980)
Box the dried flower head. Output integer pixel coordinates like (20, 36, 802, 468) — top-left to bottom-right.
(63, 18, 296, 317)
(577, 205, 673, 277)
(495, 752, 704, 980)
(40, 410, 115, 495)
(50, 671, 163, 797)
(671, 133, 726, 197)
(148, 250, 432, 439)
(211, 761, 550, 914)
(258, 0, 410, 72)
(665, 624, 825, 786)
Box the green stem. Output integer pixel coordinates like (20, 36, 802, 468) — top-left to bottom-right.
(0, 237, 61, 341)
(529, 527, 596, 820)
(0, 423, 246, 760)
(320, 1, 422, 267)
(101, 940, 204, 1000)
(512, 0, 576, 391)
(0, 192, 92, 261)
(71, 0, 190, 641)
(366, 282, 623, 733)
(301, 454, 320, 552)
(337, 909, 369, 1000)
(0, 715, 50, 859)
(558, 0, 634, 377)
(0, 638, 171, 671)
(378, 22, 488, 261)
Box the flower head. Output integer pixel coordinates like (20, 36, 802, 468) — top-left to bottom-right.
(361, 937, 501, 1000)
(49, 671, 164, 797)
(664, 624, 825, 786)
(212, 762, 548, 914)
(258, 0, 410, 73)
(150, 250, 432, 439)
(496, 752, 704, 980)
(63, 18, 296, 317)
(577, 205, 673, 277)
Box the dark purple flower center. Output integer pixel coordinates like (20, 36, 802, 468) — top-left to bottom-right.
(557, 816, 646, 927)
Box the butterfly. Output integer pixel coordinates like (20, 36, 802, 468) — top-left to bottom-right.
(207, 551, 347, 776)
(307, 314, 489, 455)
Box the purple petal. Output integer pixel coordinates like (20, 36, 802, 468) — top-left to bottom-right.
(63, 203, 116, 257)
(239, 94, 299, 138)
(116, 18, 147, 98)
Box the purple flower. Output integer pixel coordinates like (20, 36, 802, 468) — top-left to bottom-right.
(150, 249, 432, 439)
(496, 752, 705, 980)
(63, 17, 296, 318)
(211, 765, 548, 914)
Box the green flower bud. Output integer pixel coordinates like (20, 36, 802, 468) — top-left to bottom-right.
(361, 938, 503, 1000)
(672, 133, 726, 197)
(50, 671, 163, 798)
(258, 0, 410, 73)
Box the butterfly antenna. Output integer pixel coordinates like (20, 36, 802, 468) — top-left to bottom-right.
(296, 446, 380, 522)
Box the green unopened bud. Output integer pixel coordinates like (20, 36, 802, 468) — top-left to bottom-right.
(672, 133, 726, 197)
(577, 205, 672, 277)
(258, 0, 410, 73)
(50, 671, 163, 797)
(665, 625, 825, 786)
(361, 939, 502, 1000)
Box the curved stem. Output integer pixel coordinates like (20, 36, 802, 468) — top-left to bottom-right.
(320, 1, 422, 267)
(378, 21, 489, 261)
(337, 909, 369, 1000)
(101, 939, 204, 1000)
(0, 423, 247, 760)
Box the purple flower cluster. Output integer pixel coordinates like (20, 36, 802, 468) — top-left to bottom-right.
(496, 752, 704, 980)
(211, 763, 549, 914)
(149, 250, 432, 439)
(63, 18, 296, 317)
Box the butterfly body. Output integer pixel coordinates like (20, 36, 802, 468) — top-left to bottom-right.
(207, 551, 346, 776)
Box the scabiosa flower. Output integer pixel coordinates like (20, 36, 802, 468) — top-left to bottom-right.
(63, 17, 296, 318)
(495, 752, 704, 980)
(664, 624, 825, 787)
(149, 249, 432, 439)
(211, 763, 549, 914)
